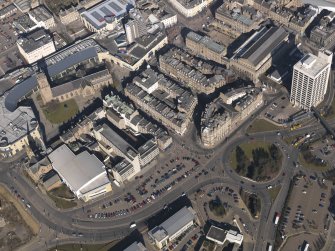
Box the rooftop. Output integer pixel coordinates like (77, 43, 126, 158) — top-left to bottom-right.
(187, 31, 226, 54)
(29, 5, 53, 22)
(81, 0, 135, 30)
(17, 29, 54, 53)
(123, 242, 147, 251)
(48, 144, 110, 193)
(207, 226, 227, 243)
(0, 95, 38, 147)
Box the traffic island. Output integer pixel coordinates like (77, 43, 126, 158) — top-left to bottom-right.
(230, 141, 283, 182)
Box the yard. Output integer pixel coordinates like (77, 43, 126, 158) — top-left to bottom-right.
(42, 99, 79, 124)
(268, 185, 281, 202)
(247, 119, 282, 134)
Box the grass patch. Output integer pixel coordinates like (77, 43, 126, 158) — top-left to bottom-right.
(42, 99, 79, 124)
(230, 141, 271, 170)
(268, 185, 281, 202)
(231, 141, 282, 181)
(48, 241, 117, 251)
(247, 119, 282, 134)
(47, 184, 77, 209)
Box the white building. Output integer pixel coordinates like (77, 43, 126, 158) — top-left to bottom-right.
(149, 207, 197, 249)
(168, 0, 214, 17)
(290, 50, 333, 110)
(206, 225, 243, 246)
(17, 29, 56, 64)
(48, 144, 112, 202)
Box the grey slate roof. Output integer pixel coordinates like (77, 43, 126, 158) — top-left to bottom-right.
(47, 47, 98, 77)
(5, 75, 38, 112)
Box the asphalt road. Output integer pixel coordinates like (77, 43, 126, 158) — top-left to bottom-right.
(1, 89, 335, 251)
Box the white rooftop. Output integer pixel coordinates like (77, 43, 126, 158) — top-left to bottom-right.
(294, 51, 332, 78)
(48, 144, 110, 194)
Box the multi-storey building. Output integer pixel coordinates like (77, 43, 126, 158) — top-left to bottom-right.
(167, 0, 214, 17)
(215, 1, 262, 37)
(230, 26, 289, 83)
(17, 29, 56, 64)
(290, 50, 333, 110)
(125, 8, 147, 44)
(309, 13, 335, 50)
(125, 68, 197, 135)
(159, 49, 226, 94)
(186, 31, 226, 64)
(0, 95, 42, 158)
(201, 88, 263, 147)
(28, 5, 55, 30)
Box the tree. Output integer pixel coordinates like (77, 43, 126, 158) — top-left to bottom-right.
(269, 144, 280, 160)
(236, 146, 247, 174)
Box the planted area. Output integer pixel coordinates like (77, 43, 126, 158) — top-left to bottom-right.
(208, 196, 226, 217)
(232, 142, 282, 181)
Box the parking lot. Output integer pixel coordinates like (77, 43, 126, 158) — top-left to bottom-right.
(278, 175, 332, 246)
(82, 143, 214, 221)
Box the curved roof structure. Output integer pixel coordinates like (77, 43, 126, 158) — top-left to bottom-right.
(4, 75, 38, 112)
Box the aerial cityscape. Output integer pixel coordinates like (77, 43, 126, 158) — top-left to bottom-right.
(0, 0, 335, 251)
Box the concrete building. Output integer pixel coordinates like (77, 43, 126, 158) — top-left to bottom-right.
(80, 0, 135, 33)
(125, 8, 147, 44)
(159, 48, 226, 94)
(48, 144, 112, 202)
(149, 206, 197, 249)
(186, 31, 227, 64)
(28, 5, 55, 30)
(167, 0, 214, 17)
(125, 68, 197, 135)
(215, 1, 262, 37)
(26, 157, 52, 183)
(94, 123, 159, 183)
(17, 29, 56, 64)
(201, 88, 263, 147)
(230, 26, 289, 83)
(206, 225, 243, 246)
(290, 50, 333, 110)
(0, 95, 41, 158)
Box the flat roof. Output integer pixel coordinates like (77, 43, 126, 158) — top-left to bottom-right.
(160, 206, 195, 237)
(207, 225, 227, 242)
(294, 51, 332, 78)
(81, 0, 135, 30)
(0, 95, 38, 145)
(29, 5, 53, 22)
(17, 28, 54, 53)
(48, 144, 109, 193)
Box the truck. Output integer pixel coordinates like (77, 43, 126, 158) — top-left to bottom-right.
(274, 212, 280, 225)
(113, 179, 121, 187)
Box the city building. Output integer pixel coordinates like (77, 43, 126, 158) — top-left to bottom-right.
(290, 50, 333, 110)
(167, 0, 214, 17)
(94, 123, 159, 183)
(159, 48, 227, 94)
(125, 8, 147, 44)
(309, 13, 335, 50)
(0, 95, 42, 158)
(201, 88, 263, 147)
(124, 242, 147, 251)
(28, 5, 55, 30)
(26, 157, 52, 183)
(206, 225, 243, 246)
(80, 0, 135, 33)
(125, 68, 197, 135)
(149, 206, 197, 249)
(230, 26, 289, 83)
(0, 4, 17, 19)
(215, 1, 262, 37)
(103, 91, 173, 150)
(48, 144, 112, 202)
(100, 29, 168, 71)
(17, 29, 56, 64)
(185, 31, 227, 64)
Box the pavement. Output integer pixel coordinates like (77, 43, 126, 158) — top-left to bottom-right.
(1, 87, 335, 251)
